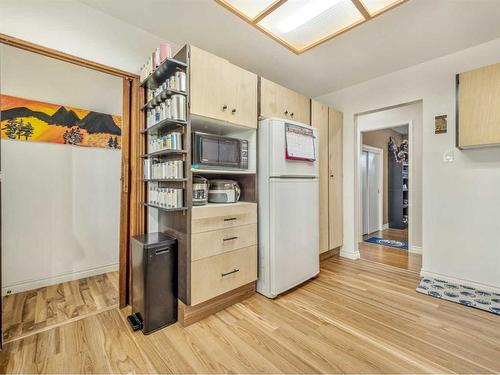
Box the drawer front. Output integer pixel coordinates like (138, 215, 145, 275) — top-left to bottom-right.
(191, 246, 257, 305)
(191, 224, 257, 261)
(192, 203, 257, 233)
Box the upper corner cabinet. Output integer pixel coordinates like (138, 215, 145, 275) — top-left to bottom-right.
(457, 62, 500, 149)
(259, 77, 311, 125)
(190, 46, 257, 128)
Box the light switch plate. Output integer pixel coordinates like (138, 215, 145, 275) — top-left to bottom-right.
(443, 149, 454, 163)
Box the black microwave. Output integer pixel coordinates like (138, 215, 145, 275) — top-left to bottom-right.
(192, 132, 248, 170)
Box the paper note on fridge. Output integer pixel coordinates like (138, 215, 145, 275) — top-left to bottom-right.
(285, 124, 316, 161)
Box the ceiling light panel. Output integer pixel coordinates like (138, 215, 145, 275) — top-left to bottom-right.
(223, 0, 279, 19)
(258, 0, 364, 50)
(360, 0, 402, 15)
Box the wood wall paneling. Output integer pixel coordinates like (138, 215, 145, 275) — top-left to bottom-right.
(328, 108, 343, 250)
(311, 100, 330, 254)
(119, 79, 132, 308)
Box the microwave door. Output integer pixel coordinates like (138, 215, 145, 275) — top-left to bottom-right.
(219, 139, 240, 168)
(199, 135, 220, 167)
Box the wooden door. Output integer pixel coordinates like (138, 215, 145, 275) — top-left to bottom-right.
(260, 78, 310, 125)
(311, 100, 329, 254)
(226, 62, 257, 128)
(458, 62, 500, 148)
(190, 46, 230, 123)
(328, 108, 343, 250)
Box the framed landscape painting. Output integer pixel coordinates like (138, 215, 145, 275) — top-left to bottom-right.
(0, 95, 122, 149)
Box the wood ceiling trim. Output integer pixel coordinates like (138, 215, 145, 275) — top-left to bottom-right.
(0, 33, 138, 80)
(350, 0, 372, 19)
(214, 0, 409, 55)
(214, 0, 299, 54)
(253, 0, 288, 23)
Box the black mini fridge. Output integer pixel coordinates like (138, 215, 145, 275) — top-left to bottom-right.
(130, 232, 177, 334)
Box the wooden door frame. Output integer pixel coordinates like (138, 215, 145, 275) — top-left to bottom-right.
(0, 33, 142, 313)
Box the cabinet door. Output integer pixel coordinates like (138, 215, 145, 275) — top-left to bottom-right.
(458, 62, 500, 148)
(260, 78, 310, 125)
(328, 108, 343, 250)
(226, 63, 258, 128)
(190, 46, 230, 122)
(311, 100, 330, 254)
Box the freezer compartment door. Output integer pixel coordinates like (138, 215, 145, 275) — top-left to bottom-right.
(269, 178, 319, 296)
(268, 120, 319, 178)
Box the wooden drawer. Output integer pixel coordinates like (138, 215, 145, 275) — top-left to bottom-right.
(191, 246, 257, 305)
(191, 223, 257, 261)
(192, 202, 257, 233)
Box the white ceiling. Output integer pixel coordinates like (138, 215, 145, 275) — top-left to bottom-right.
(79, 0, 500, 97)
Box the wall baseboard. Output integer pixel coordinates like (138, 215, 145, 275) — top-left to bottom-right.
(382, 223, 389, 230)
(320, 247, 340, 262)
(420, 269, 500, 294)
(410, 246, 422, 254)
(2, 263, 119, 296)
(340, 249, 360, 260)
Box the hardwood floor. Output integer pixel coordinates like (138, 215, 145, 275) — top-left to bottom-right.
(360, 228, 421, 272)
(1, 257, 499, 374)
(2, 271, 119, 343)
(363, 228, 408, 242)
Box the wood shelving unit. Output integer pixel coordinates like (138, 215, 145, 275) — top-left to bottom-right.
(144, 203, 188, 212)
(140, 45, 192, 306)
(141, 88, 187, 110)
(388, 149, 408, 229)
(141, 118, 188, 134)
(141, 149, 187, 158)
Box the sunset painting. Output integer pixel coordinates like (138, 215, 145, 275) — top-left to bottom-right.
(0, 95, 122, 149)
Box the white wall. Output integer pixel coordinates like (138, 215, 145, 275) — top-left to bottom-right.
(0, 0, 166, 74)
(0, 0, 181, 276)
(318, 37, 500, 290)
(357, 102, 423, 251)
(1, 45, 122, 294)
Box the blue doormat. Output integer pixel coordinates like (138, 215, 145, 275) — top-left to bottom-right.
(417, 277, 500, 315)
(365, 237, 408, 249)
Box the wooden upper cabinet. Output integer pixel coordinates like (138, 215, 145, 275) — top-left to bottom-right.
(328, 108, 343, 250)
(311, 100, 330, 254)
(458, 62, 500, 148)
(190, 46, 257, 128)
(260, 78, 310, 125)
(226, 62, 258, 128)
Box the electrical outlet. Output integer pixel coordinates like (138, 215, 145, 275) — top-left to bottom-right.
(443, 149, 454, 163)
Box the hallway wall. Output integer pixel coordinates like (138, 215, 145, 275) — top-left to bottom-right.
(318, 37, 500, 290)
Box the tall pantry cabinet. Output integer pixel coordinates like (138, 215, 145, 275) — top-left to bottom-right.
(311, 100, 343, 253)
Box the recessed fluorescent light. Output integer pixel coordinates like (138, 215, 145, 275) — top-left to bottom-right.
(277, 0, 344, 33)
(223, 0, 279, 19)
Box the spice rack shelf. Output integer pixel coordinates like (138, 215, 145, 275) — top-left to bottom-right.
(141, 118, 187, 134)
(144, 203, 188, 212)
(141, 88, 188, 110)
(140, 57, 188, 89)
(141, 149, 187, 158)
(143, 178, 187, 183)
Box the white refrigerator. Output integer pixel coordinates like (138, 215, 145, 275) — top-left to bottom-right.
(257, 118, 320, 298)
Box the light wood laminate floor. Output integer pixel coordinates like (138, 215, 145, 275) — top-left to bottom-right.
(2, 271, 118, 343)
(1, 257, 499, 374)
(360, 228, 422, 272)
